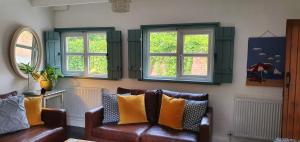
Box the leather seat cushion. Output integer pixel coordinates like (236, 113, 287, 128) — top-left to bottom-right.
(141, 125, 198, 142)
(92, 123, 151, 142)
(0, 126, 65, 142)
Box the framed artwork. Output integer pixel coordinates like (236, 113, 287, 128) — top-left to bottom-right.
(246, 37, 286, 87)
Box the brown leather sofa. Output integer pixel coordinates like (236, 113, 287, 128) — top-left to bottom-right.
(85, 87, 212, 142)
(0, 108, 67, 142)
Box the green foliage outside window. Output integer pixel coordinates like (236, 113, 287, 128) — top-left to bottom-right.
(66, 37, 84, 53)
(149, 31, 209, 77)
(89, 33, 107, 53)
(66, 33, 108, 75)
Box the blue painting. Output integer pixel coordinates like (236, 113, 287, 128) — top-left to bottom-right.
(246, 37, 285, 87)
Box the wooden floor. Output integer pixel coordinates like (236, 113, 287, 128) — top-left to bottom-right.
(67, 126, 85, 139)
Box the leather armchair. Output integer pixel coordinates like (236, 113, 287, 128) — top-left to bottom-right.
(0, 108, 67, 142)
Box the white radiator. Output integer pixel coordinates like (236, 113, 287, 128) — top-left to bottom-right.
(64, 87, 102, 127)
(233, 97, 282, 140)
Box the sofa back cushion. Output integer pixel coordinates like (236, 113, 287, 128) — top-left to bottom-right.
(117, 87, 159, 124)
(0, 95, 30, 134)
(117, 87, 146, 95)
(157, 90, 208, 101)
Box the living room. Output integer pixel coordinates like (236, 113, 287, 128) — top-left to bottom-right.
(0, 0, 299, 142)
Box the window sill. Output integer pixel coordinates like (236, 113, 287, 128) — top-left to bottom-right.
(139, 78, 220, 85)
(62, 75, 110, 80)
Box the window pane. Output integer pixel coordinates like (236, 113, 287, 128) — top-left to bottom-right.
(184, 34, 209, 54)
(88, 33, 107, 53)
(149, 56, 176, 77)
(150, 31, 177, 53)
(89, 56, 107, 75)
(66, 36, 84, 53)
(67, 55, 84, 71)
(183, 57, 208, 76)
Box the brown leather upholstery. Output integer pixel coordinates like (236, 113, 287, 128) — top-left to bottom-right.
(157, 90, 208, 101)
(92, 123, 151, 142)
(141, 125, 198, 142)
(0, 109, 67, 142)
(85, 106, 104, 139)
(86, 88, 212, 142)
(0, 126, 64, 142)
(117, 87, 146, 95)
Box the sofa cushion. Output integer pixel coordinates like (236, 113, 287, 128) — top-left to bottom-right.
(25, 96, 44, 126)
(0, 126, 65, 142)
(118, 94, 148, 124)
(117, 87, 159, 124)
(102, 92, 129, 124)
(159, 95, 185, 130)
(0, 95, 30, 135)
(92, 123, 151, 142)
(157, 90, 209, 121)
(141, 125, 198, 142)
(183, 100, 207, 132)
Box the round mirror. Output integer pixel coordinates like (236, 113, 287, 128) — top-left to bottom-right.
(10, 27, 42, 79)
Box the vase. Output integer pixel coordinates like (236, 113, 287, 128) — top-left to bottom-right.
(40, 80, 54, 91)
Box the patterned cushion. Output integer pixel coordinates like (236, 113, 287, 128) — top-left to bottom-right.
(102, 92, 129, 124)
(183, 100, 207, 132)
(0, 95, 30, 134)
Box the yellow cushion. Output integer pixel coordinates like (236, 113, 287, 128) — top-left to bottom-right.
(24, 96, 44, 126)
(159, 94, 185, 130)
(117, 94, 148, 124)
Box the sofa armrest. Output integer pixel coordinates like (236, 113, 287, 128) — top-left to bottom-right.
(85, 106, 104, 139)
(198, 107, 213, 142)
(41, 108, 67, 129)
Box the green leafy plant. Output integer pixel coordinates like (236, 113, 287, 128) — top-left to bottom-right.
(18, 63, 34, 90)
(40, 65, 63, 82)
(19, 63, 34, 74)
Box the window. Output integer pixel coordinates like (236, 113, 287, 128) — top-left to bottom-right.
(62, 32, 108, 78)
(143, 28, 214, 82)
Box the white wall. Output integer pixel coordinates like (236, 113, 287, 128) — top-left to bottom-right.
(0, 0, 53, 93)
(54, 0, 300, 141)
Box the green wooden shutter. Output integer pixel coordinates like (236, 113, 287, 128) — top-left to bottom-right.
(107, 30, 122, 80)
(214, 27, 235, 83)
(44, 31, 61, 71)
(128, 30, 142, 79)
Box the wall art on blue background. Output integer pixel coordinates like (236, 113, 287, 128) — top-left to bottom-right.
(246, 37, 285, 87)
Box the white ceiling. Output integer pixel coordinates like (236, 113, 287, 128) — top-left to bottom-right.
(31, 0, 109, 7)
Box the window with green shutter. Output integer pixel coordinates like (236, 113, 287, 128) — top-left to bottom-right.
(128, 23, 235, 84)
(47, 27, 122, 80)
(44, 31, 61, 71)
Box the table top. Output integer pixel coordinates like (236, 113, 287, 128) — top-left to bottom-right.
(65, 138, 94, 142)
(23, 89, 65, 97)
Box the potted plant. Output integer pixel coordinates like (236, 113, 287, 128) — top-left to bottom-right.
(19, 63, 34, 90)
(32, 65, 63, 91)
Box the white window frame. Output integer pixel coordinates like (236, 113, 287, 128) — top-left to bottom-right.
(143, 28, 214, 82)
(61, 31, 108, 78)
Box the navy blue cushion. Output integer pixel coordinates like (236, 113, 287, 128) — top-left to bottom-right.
(183, 100, 207, 132)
